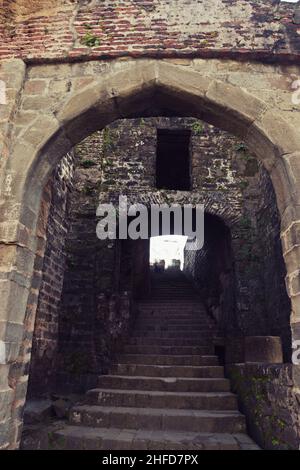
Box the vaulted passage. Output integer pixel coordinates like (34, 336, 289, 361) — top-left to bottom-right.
(20, 116, 296, 450)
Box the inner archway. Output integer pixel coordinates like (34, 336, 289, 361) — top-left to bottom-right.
(1, 60, 300, 450)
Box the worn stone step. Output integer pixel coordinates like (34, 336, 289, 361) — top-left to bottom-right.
(132, 330, 213, 338)
(139, 304, 205, 309)
(148, 296, 202, 301)
(121, 345, 214, 355)
(134, 318, 214, 331)
(69, 406, 246, 433)
(128, 337, 211, 346)
(98, 375, 230, 392)
(150, 295, 199, 299)
(135, 320, 211, 327)
(50, 426, 260, 450)
(143, 302, 204, 308)
(86, 389, 237, 410)
(139, 304, 206, 308)
(137, 313, 208, 319)
(138, 306, 205, 310)
(110, 364, 224, 378)
(136, 319, 210, 326)
(116, 354, 219, 366)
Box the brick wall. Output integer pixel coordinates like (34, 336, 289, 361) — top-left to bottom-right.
(0, 1, 299, 62)
(27, 152, 74, 397)
(55, 132, 137, 393)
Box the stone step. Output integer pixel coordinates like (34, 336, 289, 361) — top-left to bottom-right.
(50, 426, 260, 450)
(86, 389, 238, 410)
(121, 345, 214, 355)
(135, 320, 211, 326)
(148, 296, 202, 300)
(116, 354, 219, 366)
(98, 375, 230, 392)
(149, 296, 200, 303)
(139, 304, 206, 308)
(134, 322, 212, 329)
(69, 406, 246, 433)
(139, 304, 205, 309)
(128, 337, 211, 346)
(137, 312, 208, 319)
(136, 321, 210, 326)
(110, 364, 224, 378)
(150, 293, 198, 295)
(131, 330, 213, 338)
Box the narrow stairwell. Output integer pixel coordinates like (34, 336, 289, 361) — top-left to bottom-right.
(51, 271, 259, 450)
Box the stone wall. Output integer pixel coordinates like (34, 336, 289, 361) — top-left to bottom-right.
(0, 1, 299, 62)
(26, 125, 142, 396)
(52, 132, 138, 393)
(72, 116, 290, 359)
(97, 118, 291, 361)
(27, 153, 75, 397)
(183, 132, 291, 360)
(227, 363, 300, 450)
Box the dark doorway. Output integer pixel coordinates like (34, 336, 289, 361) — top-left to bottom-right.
(156, 129, 191, 190)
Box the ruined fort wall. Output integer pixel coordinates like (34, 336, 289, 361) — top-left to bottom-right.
(0, 1, 299, 62)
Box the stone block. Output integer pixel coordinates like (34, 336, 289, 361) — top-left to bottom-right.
(22, 96, 53, 111)
(52, 397, 73, 419)
(245, 336, 283, 364)
(0, 279, 30, 325)
(27, 64, 72, 79)
(0, 321, 24, 343)
(206, 79, 267, 138)
(24, 80, 48, 95)
(269, 159, 293, 215)
(0, 419, 11, 449)
(0, 341, 21, 364)
(251, 111, 300, 162)
(57, 86, 106, 125)
(0, 389, 14, 421)
(24, 399, 53, 424)
(20, 115, 60, 152)
(290, 294, 300, 324)
(280, 204, 300, 233)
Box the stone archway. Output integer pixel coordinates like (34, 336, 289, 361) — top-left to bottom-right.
(0, 58, 300, 448)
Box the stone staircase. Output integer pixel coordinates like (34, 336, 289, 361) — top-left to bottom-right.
(49, 270, 259, 450)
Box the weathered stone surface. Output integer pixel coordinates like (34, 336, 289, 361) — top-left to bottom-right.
(0, 1, 299, 62)
(52, 398, 72, 419)
(0, 3, 300, 451)
(245, 336, 283, 364)
(228, 363, 300, 450)
(23, 399, 53, 424)
(22, 271, 259, 450)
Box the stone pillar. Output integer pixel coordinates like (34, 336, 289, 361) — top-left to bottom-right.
(281, 206, 300, 348)
(274, 151, 300, 400)
(0, 59, 28, 449)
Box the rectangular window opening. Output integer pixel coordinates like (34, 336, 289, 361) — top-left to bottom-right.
(156, 129, 191, 191)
